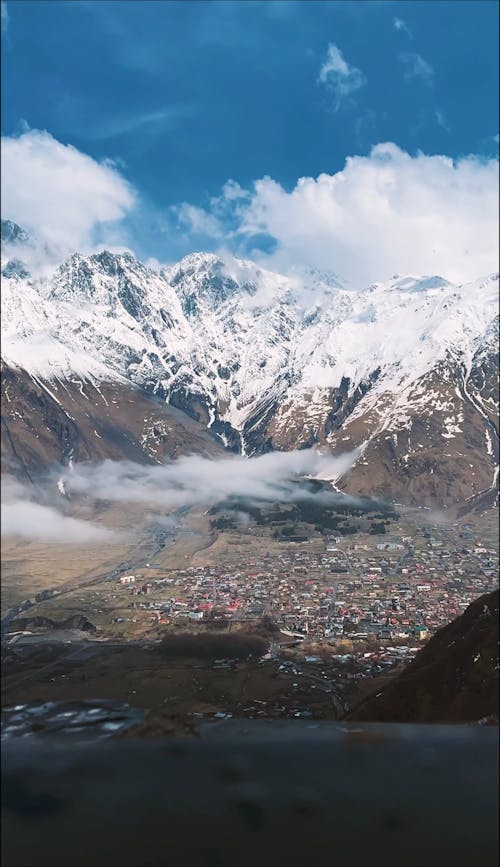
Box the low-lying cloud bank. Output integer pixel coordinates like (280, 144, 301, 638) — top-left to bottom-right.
(59, 449, 357, 511)
(1, 501, 114, 544)
(1, 477, 114, 544)
(1, 450, 357, 543)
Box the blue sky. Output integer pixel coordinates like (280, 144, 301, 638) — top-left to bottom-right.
(1, 0, 499, 284)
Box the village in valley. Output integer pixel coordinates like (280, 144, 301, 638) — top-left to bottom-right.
(4, 497, 496, 725)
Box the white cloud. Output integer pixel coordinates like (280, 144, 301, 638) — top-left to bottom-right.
(81, 108, 187, 141)
(1, 129, 136, 260)
(1, 451, 358, 545)
(173, 143, 499, 286)
(1, 477, 113, 543)
(399, 52, 434, 84)
(317, 43, 366, 111)
(1, 1, 8, 34)
(1, 501, 114, 543)
(61, 450, 358, 511)
(174, 202, 225, 240)
(219, 180, 250, 202)
(393, 17, 412, 38)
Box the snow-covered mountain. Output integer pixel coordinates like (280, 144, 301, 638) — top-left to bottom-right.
(1, 220, 498, 508)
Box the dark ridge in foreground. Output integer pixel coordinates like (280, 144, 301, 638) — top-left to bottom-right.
(346, 588, 499, 724)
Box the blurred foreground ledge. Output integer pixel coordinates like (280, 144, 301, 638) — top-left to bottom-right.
(2, 721, 498, 867)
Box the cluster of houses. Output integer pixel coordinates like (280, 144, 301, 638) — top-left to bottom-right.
(112, 522, 498, 666)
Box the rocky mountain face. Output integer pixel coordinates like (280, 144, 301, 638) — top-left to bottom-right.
(1, 220, 498, 507)
(1, 220, 30, 245)
(1, 364, 223, 480)
(345, 589, 499, 724)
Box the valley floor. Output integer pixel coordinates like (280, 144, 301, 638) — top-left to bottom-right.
(2, 500, 498, 729)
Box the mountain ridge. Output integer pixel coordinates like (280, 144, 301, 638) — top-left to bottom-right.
(1, 220, 498, 508)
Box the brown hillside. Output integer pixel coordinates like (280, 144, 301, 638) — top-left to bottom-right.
(346, 588, 499, 724)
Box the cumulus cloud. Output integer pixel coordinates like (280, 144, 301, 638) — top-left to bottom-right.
(1, 477, 113, 544)
(172, 143, 499, 286)
(393, 17, 412, 38)
(58, 450, 357, 512)
(1, 129, 136, 261)
(399, 52, 434, 84)
(174, 202, 225, 240)
(317, 44, 366, 111)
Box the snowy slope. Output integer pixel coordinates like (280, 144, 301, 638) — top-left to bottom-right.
(1, 219, 498, 504)
(2, 246, 497, 426)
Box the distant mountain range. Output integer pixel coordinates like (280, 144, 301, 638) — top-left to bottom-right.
(1, 219, 498, 509)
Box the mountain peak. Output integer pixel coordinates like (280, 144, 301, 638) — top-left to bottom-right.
(388, 275, 451, 292)
(1, 219, 31, 246)
(50, 249, 152, 304)
(1, 245, 498, 508)
(162, 252, 245, 314)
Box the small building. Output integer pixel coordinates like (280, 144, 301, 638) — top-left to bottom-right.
(119, 575, 136, 585)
